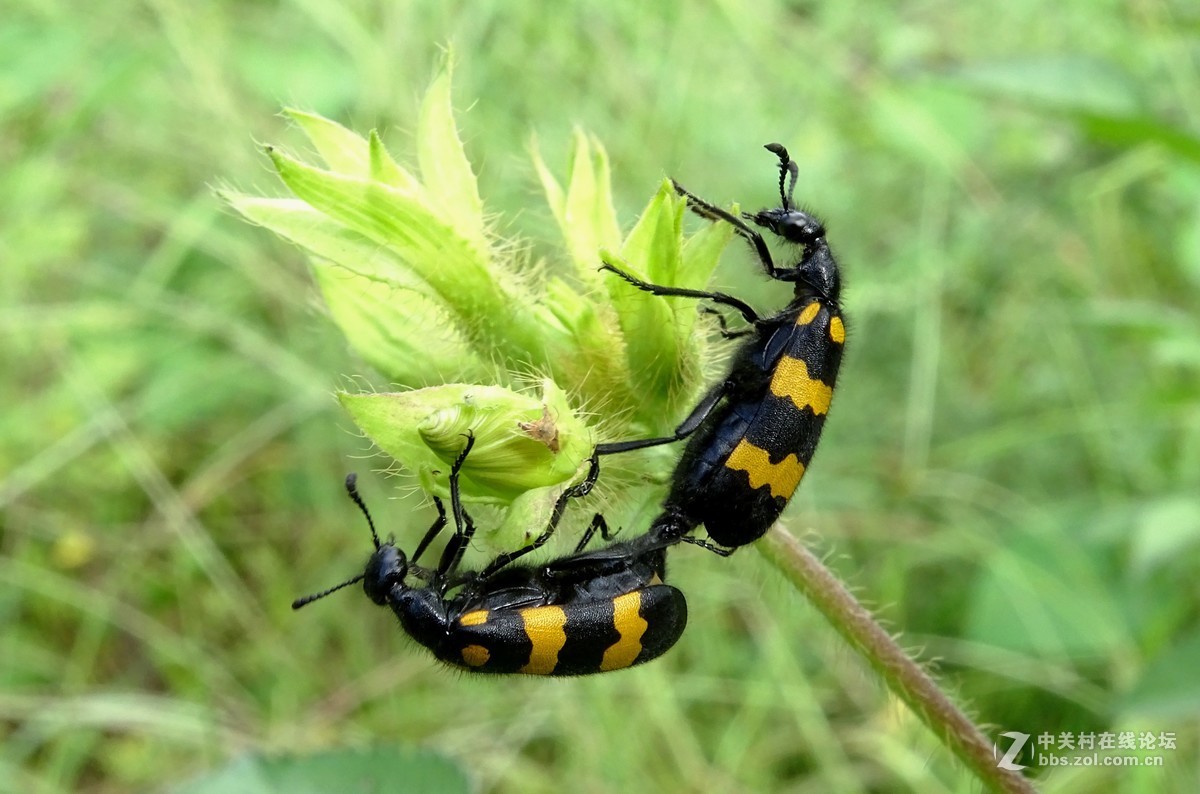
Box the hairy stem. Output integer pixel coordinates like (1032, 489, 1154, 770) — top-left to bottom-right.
(758, 527, 1037, 794)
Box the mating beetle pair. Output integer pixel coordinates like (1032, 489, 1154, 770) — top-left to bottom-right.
(293, 434, 688, 675)
(295, 143, 844, 674)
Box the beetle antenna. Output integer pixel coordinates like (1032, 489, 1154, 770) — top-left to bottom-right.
(764, 142, 798, 211)
(344, 473, 382, 551)
(291, 473, 380, 609)
(291, 574, 366, 609)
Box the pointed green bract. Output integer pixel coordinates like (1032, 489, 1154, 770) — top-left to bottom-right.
(542, 276, 631, 408)
(602, 181, 695, 410)
(265, 146, 558, 368)
(676, 208, 737, 341)
(368, 130, 421, 192)
(533, 130, 622, 287)
(314, 265, 493, 385)
(266, 147, 489, 285)
(679, 205, 735, 291)
(285, 109, 371, 176)
(417, 67, 488, 258)
(221, 194, 428, 292)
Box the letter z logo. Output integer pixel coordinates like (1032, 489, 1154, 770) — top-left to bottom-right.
(994, 731, 1030, 771)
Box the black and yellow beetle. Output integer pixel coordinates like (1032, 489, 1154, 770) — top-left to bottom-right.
(293, 435, 688, 676)
(598, 143, 845, 552)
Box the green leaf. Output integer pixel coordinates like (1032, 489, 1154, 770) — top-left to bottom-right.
(1076, 114, 1200, 165)
(867, 87, 973, 180)
(1130, 496, 1200, 575)
(1120, 628, 1200, 719)
(172, 747, 469, 794)
(947, 56, 1141, 117)
(966, 531, 1126, 657)
(944, 56, 1200, 164)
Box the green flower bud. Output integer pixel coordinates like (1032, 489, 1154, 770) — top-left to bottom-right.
(227, 60, 736, 545)
(338, 380, 591, 503)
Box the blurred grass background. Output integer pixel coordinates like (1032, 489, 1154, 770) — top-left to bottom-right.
(2, 0, 1199, 791)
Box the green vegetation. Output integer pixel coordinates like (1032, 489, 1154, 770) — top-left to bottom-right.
(2, 1, 1198, 792)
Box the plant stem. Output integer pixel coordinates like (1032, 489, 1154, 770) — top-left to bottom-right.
(758, 527, 1037, 794)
